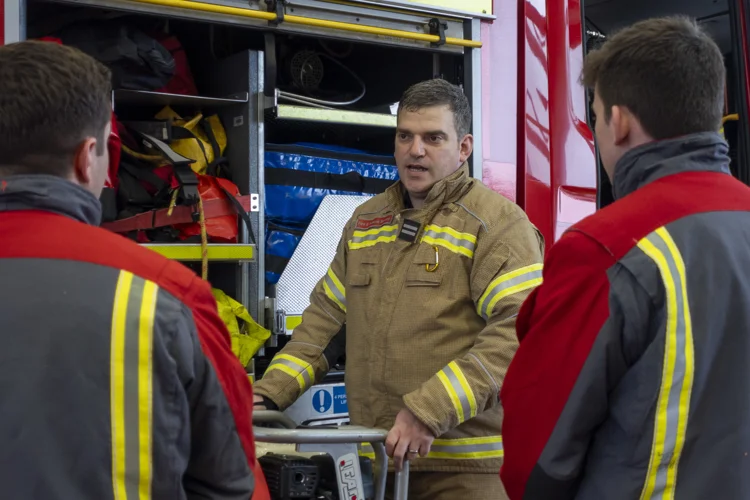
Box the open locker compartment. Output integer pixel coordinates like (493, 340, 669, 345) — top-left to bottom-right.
(22, 0, 470, 380)
(110, 49, 264, 319)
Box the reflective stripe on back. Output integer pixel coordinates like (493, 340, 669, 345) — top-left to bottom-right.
(637, 227, 694, 500)
(110, 270, 157, 500)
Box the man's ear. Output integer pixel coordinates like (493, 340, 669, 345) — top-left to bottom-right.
(610, 105, 631, 146)
(72, 137, 98, 185)
(459, 133, 474, 163)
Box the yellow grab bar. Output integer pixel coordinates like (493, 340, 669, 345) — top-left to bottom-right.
(129, 0, 482, 48)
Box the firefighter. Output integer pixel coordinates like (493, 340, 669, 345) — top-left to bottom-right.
(253, 78, 545, 499)
(500, 16, 750, 499)
(0, 40, 269, 499)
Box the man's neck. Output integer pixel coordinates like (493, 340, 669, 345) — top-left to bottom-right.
(408, 194, 425, 210)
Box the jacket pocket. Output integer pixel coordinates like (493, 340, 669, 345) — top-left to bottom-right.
(348, 272, 371, 287)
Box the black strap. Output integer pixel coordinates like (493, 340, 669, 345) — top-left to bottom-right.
(265, 253, 290, 275)
(171, 125, 210, 168)
(199, 118, 222, 159)
(267, 222, 305, 237)
(137, 132, 200, 206)
(217, 184, 257, 246)
(265, 168, 394, 194)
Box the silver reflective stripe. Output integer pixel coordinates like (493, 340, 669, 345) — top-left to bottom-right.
(430, 441, 503, 455)
(638, 228, 694, 499)
(323, 269, 346, 312)
(350, 227, 399, 245)
(422, 227, 476, 257)
(123, 276, 145, 500)
(110, 271, 156, 500)
(442, 364, 475, 421)
(360, 439, 503, 459)
(269, 357, 314, 390)
(478, 265, 543, 320)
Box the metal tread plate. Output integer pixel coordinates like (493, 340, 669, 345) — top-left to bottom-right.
(276, 194, 371, 315)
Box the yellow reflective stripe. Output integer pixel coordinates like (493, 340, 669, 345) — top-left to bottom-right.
(421, 224, 476, 258)
(111, 271, 131, 500)
(437, 362, 477, 423)
(358, 435, 503, 460)
(110, 271, 157, 500)
(348, 224, 399, 250)
(323, 267, 346, 313)
(353, 224, 399, 237)
(637, 227, 694, 500)
(477, 263, 543, 320)
(266, 353, 315, 391)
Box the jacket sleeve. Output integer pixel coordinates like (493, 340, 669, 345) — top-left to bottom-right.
(498, 231, 651, 500)
(156, 273, 263, 500)
(402, 213, 545, 436)
(253, 227, 350, 410)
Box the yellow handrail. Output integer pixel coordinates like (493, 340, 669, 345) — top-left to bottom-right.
(129, 0, 483, 48)
(723, 113, 739, 124)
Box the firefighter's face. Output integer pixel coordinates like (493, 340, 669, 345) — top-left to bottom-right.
(395, 105, 473, 202)
(72, 121, 111, 197)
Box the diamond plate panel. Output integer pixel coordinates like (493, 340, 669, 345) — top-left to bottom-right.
(276, 195, 372, 315)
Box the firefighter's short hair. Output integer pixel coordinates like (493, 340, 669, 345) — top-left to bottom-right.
(581, 15, 725, 140)
(398, 78, 472, 139)
(0, 40, 112, 176)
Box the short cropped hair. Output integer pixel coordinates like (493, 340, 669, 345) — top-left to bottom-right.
(0, 40, 112, 176)
(581, 16, 725, 139)
(398, 78, 472, 138)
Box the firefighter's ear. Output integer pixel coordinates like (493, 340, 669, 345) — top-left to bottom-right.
(71, 136, 98, 186)
(610, 105, 631, 146)
(459, 133, 474, 163)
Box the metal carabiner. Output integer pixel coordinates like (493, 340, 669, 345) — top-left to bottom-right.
(425, 246, 439, 272)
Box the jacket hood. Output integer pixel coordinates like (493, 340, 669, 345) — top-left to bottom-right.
(0, 174, 102, 226)
(612, 132, 731, 200)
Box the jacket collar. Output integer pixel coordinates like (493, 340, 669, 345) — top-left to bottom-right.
(0, 174, 102, 226)
(612, 131, 731, 200)
(388, 162, 474, 210)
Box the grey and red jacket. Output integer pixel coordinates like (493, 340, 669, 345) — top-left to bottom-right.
(0, 175, 270, 500)
(500, 132, 750, 499)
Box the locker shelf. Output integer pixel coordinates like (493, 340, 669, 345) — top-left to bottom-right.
(113, 89, 249, 107)
(272, 104, 397, 128)
(141, 243, 256, 262)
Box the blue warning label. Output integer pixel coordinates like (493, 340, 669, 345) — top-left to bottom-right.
(312, 389, 333, 413)
(333, 385, 348, 413)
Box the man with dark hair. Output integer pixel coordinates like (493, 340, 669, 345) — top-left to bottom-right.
(253, 78, 544, 499)
(0, 40, 270, 499)
(500, 16, 750, 499)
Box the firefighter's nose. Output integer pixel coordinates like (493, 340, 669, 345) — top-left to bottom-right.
(409, 137, 426, 158)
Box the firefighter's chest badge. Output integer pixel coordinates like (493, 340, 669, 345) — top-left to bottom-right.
(398, 218, 421, 243)
(355, 214, 393, 230)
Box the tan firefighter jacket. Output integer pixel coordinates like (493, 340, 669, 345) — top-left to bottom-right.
(254, 164, 545, 473)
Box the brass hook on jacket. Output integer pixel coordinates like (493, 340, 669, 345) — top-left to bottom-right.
(425, 246, 439, 272)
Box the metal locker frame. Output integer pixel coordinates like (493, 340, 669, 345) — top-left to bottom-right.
(1, 0, 486, 346)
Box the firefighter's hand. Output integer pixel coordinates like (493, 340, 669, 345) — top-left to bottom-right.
(386, 408, 435, 471)
(253, 394, 266, 409)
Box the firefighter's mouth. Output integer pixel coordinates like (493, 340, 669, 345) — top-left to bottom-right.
(407, 165, 428, 172)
